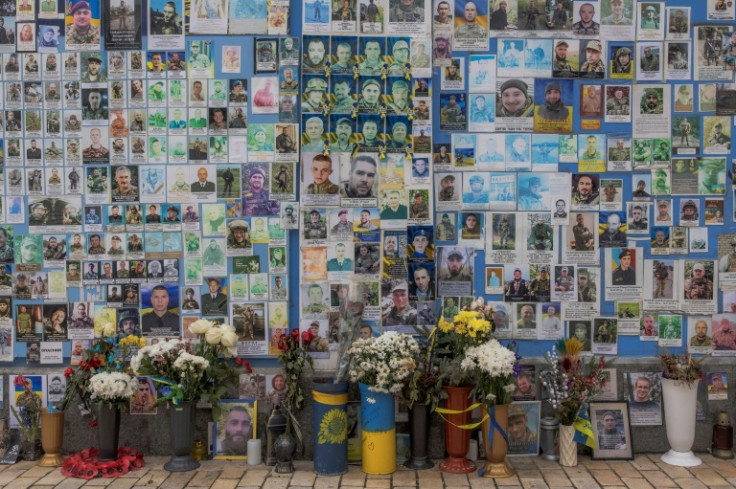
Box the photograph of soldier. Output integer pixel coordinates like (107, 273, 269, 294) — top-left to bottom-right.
(496, 79, 534, 118)
(343, 154, 377, 199)
(66, 0, 101, 47)
(438, 246, 473, 282)
(599, 212, 626, 247)
(303, 35, 328, 72)
(354, 243, 379, 274)
(504, 266, 529, 301)
(303, 209, 327, 240)
(382, 280, 417, 329)
(573, 2, 599, 35)
(302, 115, 326, 152)
(454, 1, 486, 41)
(529, 265, 551, 302)
(439, 93, 466, 130)
(580, 39, 605, 78)
(528, 216, 553, 250)
(683, 261, 714, 300)
(492, 213, 515, 250)
(331, 77, 355, 114)
(579, 84, 603, 117)
(389, 0, 424, 23)
(552, 40, 577, 78)
(149, 0, 182, 35)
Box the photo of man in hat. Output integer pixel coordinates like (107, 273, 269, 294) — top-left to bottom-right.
(612, 249, 636, 285)
(382, 280, 417, 328)
(580, 40, 605, 77)
(536, 80, 570, 121)
(302, 77, 327, 113)
(66, 0, 100, 45)
(439, 247, 472, 282)
(601, 0, 631, 25)
(552, 40, 574, 77)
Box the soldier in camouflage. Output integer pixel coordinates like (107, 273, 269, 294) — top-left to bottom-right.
(66, 1, 100, 45)
(684, 263, 713, 300)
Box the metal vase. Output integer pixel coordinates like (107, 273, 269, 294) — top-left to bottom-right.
(406, 402, 433, 469)
(164, 401, 200, 472)
(39, 408, 65, 466)
(97, 404, 121, 462)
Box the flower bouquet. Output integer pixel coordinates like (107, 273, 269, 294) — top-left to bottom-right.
(130, 339, 210, 404)
(276, 328, 314, 436)
(187, 319, 239, 404)
(346, 331, 419, 394)
(657, 346, 708, 386)
(540, 338, 608, 467)
(460, 339, 520, 406)
(540, 338, 608, 426)
(435, 304, 494, 386)
(88, 372, 138, 408)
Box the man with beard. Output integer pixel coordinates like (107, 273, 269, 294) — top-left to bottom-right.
(690, 319, 711, 347)
(410, 265, 435, 300)
(529, 266, 550, 302)
(438, 174, 456, 201)
(571, 174, 599, 206)
(440, 248, 472, 282)
(244, 167, 277, 216)
(330, 118, 356, 153)
(537, 81, 569, 120)
(580, 40, 605, 77)
(343, 155, 376, 198)
(433, 34, 451, 61)
(331, 79, 355, 113)
(441, 95, 463, 123)
(219, 406, 252, 455)
(684, 262, 713, 300)
(83, 91, 106, 120)
(354, 244, 379, 274)
(553, 40, 574, 76)
(304, 37, 327, 72)
(640, 88, 662, 114)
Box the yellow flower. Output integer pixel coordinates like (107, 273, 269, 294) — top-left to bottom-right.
(438, 318, 454, 333)
(318, 408, 348, 444)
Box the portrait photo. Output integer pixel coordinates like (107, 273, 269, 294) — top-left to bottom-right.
(214, 399, 257, 459)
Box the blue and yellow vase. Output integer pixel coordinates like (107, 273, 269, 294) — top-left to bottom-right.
(359, 382, 396, 474)
(312, 380, 349, 475)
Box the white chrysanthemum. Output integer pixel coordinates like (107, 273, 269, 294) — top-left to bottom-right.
(189, 319, 214, 335)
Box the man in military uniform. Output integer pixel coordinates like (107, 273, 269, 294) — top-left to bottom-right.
(609, 139, 630, 162)
(229, 80, 247, 103)
(455, 1, 485, 38)
(508, 404, 537, 444)
(685, 263, 713, 300)
(573, 2, 599, 34)
(152, 1, 182, 34)
(445, 60, 462, 81)
(387, 79, 410, 113)
(434, 0, 451, 23)
(67, 263, 81, 281)
(43, 236, 65, 260)
(29, 203, 49, 226)
(357, 78, 381, 113)
(387, 40, 409, 76)
(202, 239, 225, 265)
(413, 42, 430, 68)
(116, 261, 129, 279)
(571, 174, 599, 206)
(227, 220, 251, 249)
(461, 175, 489, 204)
(409, 192, 429, 219)
(303, 78, 327, 113)
(640, 46, 660, 72)
(720, 237, 736, 272)
(383, 281, 417, 326)
(390, 0, 423, 23)
(580, 40, 605, 77)
(83, 128, 109, 162)
(441, 95, 463, 123)
(359, 40, 384, 74)
(188, 41, 210, 70)
(279, 68, 298, 90)
(66, 0, 100, 45)
(611, 249, 635, 285)
(83, 91, 106, 120)
(330, 118, 356, 153)
(307, 154, 339, 194)
(690, 319, 712, 347)
(436, 213, 455, 241)
(275, 126, 295, 155)
(553, 40, 574, 75)
(495, 214, 512, 249)
(244, 167, 278, 216)
(331, 209, 353, 235)
(303, 284, 329, 314)
(440, 248, 472, 282)
(571, 214, 594, 251)
(628, 205, 648, 230)
(355, 244, 379, 273)
(529, 266, 550, 302)
(516, 304, 536, 328)
(555, 266, 575, 291)
(640, 87, 662, 115)
(439, 174, 456, 201)
(304, 37, 327, 72)
(304, 210, 327, 240)
(112, 166, 137, 198)
(705, 28, 722, 66)
(708, 122, 730, 147)
(331, 79, 355, 114)
(576, 269, 596, 301)
(13, 273, 31, 298)
(601, 0, 630, 24)
(528, 218, 553, 250)
(82, 54, 106, 83)
(611, 46, 631, 74)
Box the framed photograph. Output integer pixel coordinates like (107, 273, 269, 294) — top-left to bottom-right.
(590, 401, 634, 460)
(213, 399, 257, 459)
(507, 400, 540, 456)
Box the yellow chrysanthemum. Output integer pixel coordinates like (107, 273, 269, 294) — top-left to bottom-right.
(318, 408, 348, 444)
(438, 318, 454, 333)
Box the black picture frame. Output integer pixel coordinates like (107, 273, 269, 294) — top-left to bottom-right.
(590, 401, 634, 460)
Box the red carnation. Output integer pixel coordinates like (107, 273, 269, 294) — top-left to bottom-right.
(64, 368, 75, 378)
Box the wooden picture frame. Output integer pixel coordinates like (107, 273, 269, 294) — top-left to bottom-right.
(590, 401, 634, 460)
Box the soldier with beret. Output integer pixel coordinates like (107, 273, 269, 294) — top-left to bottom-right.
(230, 80, 247, 103)
(331, 209, 352, 235)
(66, 0, 100, 45)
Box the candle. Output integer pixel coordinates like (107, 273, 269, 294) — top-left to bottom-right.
(247, 439, 262, 465)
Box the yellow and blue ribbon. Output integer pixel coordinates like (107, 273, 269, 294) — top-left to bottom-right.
(573, 405, 596, 449)
(478, 405, 508, 477)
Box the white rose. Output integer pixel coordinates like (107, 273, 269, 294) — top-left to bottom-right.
(189, 319, 213, 335)
(205, 327, 224, 345)
(101, 322, 116, 337)
(221, 330, 238, 348)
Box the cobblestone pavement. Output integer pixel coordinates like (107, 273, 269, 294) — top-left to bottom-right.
(2, 453, 735, 488)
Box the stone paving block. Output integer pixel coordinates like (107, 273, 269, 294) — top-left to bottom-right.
(239, 470, 270, 486)
(568, 476, 601, 489)
(542, 470, 573, 487)
(220, 467, 246, 479)
(590, 469, 623, 486)
(157, 470, 195, 489)
(673, 478, 710, 489)
(441, 473, 470, 487)
(391, 470, 416, 486)
(495, 475, 522, 486)
(314, 475, 341, 488)
(620, 477, 654, 489)
(21, 466, 53, 478)
(83, 478, 115, 486)
(289, 470, 316, 486)
(604, 462, 642, 480)
(688, 467, 729, 486)
(641, 470, 677, 487)
(262, 477, 291, 489)
(36, 470, 68, 486)
(210, 479, 239, 489)
(339, 470, 366, 487)
(629, 457, 659, 471)
(653, 463, 690, 479)
(106, 479, 139, 489)
(468, 477, 497, 489)
(189, 469, 223, 486)
(521, 480, 550, 489)
(50, 478, 88, 489)
(0, 469, 28, 485)
(364, 479, 391, 488)
(705, 460, 736, 478)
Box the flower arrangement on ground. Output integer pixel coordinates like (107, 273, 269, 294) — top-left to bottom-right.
(405, 323, 443, 411)
(540, 338, 608, 425)
(276, 328, 314, 438)
(130, 339, 210, 405)
(435, 302, 494, 386)
(11, 375, 42, 445)
(187, 319, 239, 404)
(657, 346, 709, 386)
(460, 338, 520, 406)
(88, 372, 138, 409)
(347, 331, 419, 394)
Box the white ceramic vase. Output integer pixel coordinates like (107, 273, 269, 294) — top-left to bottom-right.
(661, 377, 702, 467)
